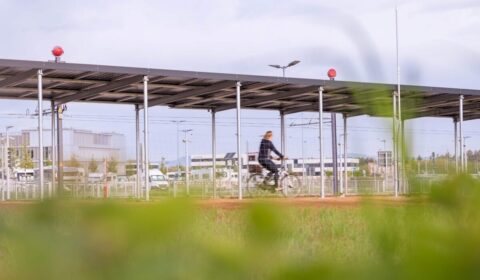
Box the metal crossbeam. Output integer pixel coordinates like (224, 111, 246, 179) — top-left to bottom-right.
(0, 69, 37, 87)
(283, 96, 353, 115)
(56, 75, 143, 104)
(148, 80, 236, 107)
(174, 90, 234, 107)
(215, 85, 318, 112)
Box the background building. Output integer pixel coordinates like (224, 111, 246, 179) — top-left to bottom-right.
(1, 128, 126, 171)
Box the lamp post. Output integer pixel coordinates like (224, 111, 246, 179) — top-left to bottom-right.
(171, 120, 185, 180)
(182, 129, 192, 195)
(268, 60, 301, 77)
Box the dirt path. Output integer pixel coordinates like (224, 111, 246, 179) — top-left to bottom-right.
(0, 196, 422, 210)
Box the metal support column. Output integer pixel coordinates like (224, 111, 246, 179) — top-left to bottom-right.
(343, 114, 348, 196)
(57, 106, 64, 196)
(135, 104, 140, 198)
(454, 118, 458, 173)
(459, 95, 464, 172)
(235, 81, 242, 200)
(331, 113, 338, 195)
(211, 110, 217, 198)
(143, 76, 150, 201)
(6, 129, 10, 200)
(401, 119, 407, 194)
(37, 70, 44, 200)
(319, 87, 325, 198)
(50, 100, 56, 198)
(280, 111, 286, 157)
(393, 91, 398, 197)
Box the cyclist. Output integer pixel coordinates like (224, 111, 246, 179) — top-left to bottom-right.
(258, 130, 284, 189)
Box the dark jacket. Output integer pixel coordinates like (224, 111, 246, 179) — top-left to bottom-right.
(258, 139, 283, 161)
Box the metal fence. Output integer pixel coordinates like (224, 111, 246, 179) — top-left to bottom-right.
(0, 175, 443, 201)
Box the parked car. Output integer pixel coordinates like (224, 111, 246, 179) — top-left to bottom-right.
(149, 170, 169, 189)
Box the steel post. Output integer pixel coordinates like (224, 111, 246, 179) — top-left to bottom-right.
(319, 87, 325, 198)
(454, 119, 458, 173)
(51, 100, 56, 197)
(37, 70, 44, 200)
(135, 104, 140, 198)
(459, 95, 464, 172)
(6, 128, 10, 200)
(235, 81, 242, 200)
(184, 130, 190, 196)
(57, 106, 64, 196)
(143, 76, 150, 201)
(343, 114, 348, 196)
(331, 113, 338, 195)
(393, 91, 398, 197)
(211, 110, 217, 198)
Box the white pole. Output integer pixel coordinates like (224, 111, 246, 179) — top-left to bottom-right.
(235, 81, 243, 200)
(319, 87, 325, 198)
(37, 69, 44, 200)
(143, 76, 150, 201)
(135, 104, 140, 198)
(184, 130, 190, 196)
(6, 128, 10, 200)
(459, 95, 464, 172)
(280, 111, 286, 155)
(343, 114, 348, 196)
(393, 91, 398, 197)
(301, 113, 306, 188)
(395, 6, 403, 194)
(51, 100, 56, 198)
(1, 141, 4, 201)
(454, 119, 458, 173)
(211, 110, 217, 198)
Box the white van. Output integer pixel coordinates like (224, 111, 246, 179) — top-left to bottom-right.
(149, 170, 169, 189)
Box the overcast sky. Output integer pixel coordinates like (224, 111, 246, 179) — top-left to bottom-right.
(0, 0, 479, 162)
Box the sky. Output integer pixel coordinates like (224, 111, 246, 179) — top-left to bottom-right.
(0, 0, 479, 162)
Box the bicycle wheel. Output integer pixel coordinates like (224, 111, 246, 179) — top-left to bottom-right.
(279, 175, 303, 197)
(245, 174, 264, 197)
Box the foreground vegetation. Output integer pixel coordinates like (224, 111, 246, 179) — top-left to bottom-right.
(0, 175, 479, 279)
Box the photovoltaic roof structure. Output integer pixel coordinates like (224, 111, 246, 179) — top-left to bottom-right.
(0, 58, 479, 120)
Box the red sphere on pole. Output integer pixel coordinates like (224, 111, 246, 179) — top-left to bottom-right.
(52, 46, 64, 57)
(327, 68, 337, 80)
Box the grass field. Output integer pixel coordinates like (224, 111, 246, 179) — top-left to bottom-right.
(0, 175, 479, 279)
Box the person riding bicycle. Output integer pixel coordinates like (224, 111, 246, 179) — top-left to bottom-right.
(258, 130, 284, 188)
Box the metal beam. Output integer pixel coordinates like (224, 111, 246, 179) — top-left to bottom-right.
(215, 85, 318, 112)
(149, 80, 236, 107)
(174, 90, 234, 107)
(0, 69, 37, 87)
(412, 101, 480, 119)
(56, 75, 143, 105)
(283, 96, 352, 115)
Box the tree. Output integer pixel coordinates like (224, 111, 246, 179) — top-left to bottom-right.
(107, 157, 118, 173)
(19, 145, 33, 169)
(160, 157, 167, 174)
(66, 154, 81, 168)
(88, 157, 98, 173)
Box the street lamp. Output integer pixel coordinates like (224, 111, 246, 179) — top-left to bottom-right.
(182, 129, 193, 195)
(268, 60, 301, 77)
(171, 120, 185, 180)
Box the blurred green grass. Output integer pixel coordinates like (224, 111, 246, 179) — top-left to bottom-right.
(1, 175, 480, 279)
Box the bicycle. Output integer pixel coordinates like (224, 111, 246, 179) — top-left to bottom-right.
(245, 162, 302, 198)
